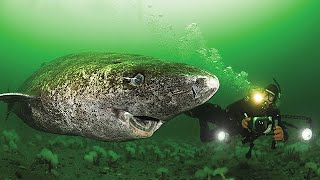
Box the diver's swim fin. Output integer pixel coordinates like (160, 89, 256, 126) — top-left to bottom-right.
(0, 93, 38, 103)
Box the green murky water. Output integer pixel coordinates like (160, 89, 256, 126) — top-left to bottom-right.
(0, 0, 319, 179)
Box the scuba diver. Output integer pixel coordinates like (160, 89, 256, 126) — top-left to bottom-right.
(185, 80, 289, 158)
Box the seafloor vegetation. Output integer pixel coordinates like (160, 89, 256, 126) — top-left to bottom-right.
(1, 127, 319, 180)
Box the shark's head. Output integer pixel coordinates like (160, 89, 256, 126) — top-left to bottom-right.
(104, 57, 219, 140)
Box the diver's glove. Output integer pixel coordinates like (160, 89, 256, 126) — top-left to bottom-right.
(241, 117, 251, 129)
(273, 126, 284, 141)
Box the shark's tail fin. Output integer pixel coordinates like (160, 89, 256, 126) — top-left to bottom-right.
(0, 93, 38, 121)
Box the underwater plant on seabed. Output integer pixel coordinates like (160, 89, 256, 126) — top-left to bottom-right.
(1, 129, 19, 152)
(83, 145, 107, 165)
(92, 145, 107, 158)
(36, 148, 59, 174)
(166, 142, 186, 162)
(137, 145, 146, 156)
(194, 166, 233, 180)
(195, 166, 215, 180)
(84, 151, 99, 165)
(48, 136, 85, 149)
(152, 146, 165, 160)
(173, 142, 197, 161)
(282, 141, 311, 163)
(125, 144, 137, 160)
(156, 167, 169, 180)
(304, 162, 320, 179)
(106, 150, 121, 166)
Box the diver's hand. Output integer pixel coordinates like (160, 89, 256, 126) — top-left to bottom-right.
(241, 117, 251, 129)
(273, 126, 284, 141)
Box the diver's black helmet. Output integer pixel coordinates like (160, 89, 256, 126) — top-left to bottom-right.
(265, 84, 280, 102)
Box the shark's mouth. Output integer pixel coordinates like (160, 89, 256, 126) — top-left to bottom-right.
(122, 111, 161, 132)
(130, 115, 160, 132)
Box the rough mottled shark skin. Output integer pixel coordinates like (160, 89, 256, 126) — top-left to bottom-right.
(0, 52, 219, 141)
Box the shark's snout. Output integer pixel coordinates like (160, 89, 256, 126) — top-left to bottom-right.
(207, 75, 220, 93)
(192, 75, 219, 99)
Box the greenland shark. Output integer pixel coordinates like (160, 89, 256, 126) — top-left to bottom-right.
(0, 52, 219, 141)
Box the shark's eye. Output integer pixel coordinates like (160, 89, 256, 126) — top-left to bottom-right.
(124, 73, 145, 86)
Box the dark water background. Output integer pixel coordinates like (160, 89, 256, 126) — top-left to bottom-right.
(0, 0, 319, 179)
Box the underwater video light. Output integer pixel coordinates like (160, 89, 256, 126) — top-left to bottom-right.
(253, 92, 264, 104)
(281, 115, 313, 141)
(301, 128, 312, 141)
(248, 89, 265, 105)
(217, 131, 229, 142)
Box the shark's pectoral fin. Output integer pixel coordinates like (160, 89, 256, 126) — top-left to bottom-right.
(0, 93, 39, 103)
(0, 93, 39, 121)
(5, 103, 14, 122)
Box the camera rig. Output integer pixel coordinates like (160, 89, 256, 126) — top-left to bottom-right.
(243, 114, 313, 159)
